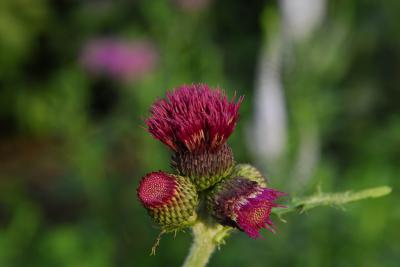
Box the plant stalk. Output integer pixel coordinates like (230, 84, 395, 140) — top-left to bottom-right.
(182, 221, 229, 267)
(272, 186, 391, 217)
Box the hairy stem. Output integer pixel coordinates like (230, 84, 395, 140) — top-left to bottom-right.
(182, 221, 230, 267)
(273, 186, 391, 217)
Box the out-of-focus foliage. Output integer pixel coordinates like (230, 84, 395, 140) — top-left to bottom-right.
(0, 1, 398, 267)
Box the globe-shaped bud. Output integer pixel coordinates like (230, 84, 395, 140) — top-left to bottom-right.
(207, 176, 285, 238)
(137, 171, 198, 231)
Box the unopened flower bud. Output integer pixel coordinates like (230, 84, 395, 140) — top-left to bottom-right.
(137, 171, 198, 231)
(207, 176, 285, 238)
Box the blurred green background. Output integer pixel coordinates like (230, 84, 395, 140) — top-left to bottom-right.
(0, 0, 399, 266)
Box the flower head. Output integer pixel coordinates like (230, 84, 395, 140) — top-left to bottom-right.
(208, 177, 285, 238)
(145, 84, 243, 154)
(145, 84, 243, 190)
(137, 171, 198, 231)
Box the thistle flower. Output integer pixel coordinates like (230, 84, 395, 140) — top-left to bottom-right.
(208, 176, 285, 238)
(145, 84, 243, 190)
(137, 171, 198, 231)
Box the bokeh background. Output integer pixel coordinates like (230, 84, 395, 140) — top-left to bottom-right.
(0, 0, 399, 266)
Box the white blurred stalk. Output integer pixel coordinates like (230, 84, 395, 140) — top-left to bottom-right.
(250, 31, 287, 166)
(250, 0, 326, 188)
(280, 0, 326, 40)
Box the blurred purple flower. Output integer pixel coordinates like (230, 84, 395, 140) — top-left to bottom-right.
(174, 0, 211, 12)
(80, 38, 158, 81)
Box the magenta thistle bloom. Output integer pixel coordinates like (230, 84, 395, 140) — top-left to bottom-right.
(146, 84, 242, 153)
(137, 171, 198, 231)
(208, 177, 285, 238)
(145, 84, 243, 190)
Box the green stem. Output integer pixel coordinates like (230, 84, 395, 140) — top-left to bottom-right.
(182, 221, 230, 267)
(273, 186, 391, 217)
